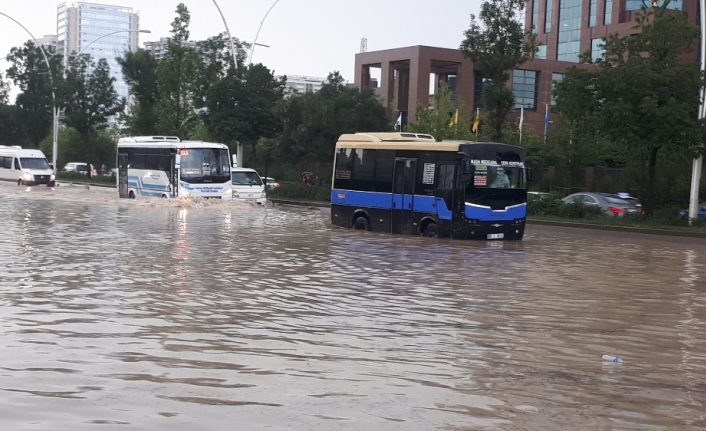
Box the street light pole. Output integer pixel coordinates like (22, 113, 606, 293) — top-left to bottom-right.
(211, 0, 238, 72)
(0, 12, 59, 173)
(249, 0, 281, 66)
(689, 0, 705, 225)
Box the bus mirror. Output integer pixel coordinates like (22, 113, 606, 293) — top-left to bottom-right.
(232, 154, 238, 168)
(463, 159, 472, 175)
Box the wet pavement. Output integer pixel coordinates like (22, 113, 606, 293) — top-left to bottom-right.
(0, 183, 705, 430)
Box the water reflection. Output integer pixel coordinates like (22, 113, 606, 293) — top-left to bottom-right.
(0, 186, 705, 430)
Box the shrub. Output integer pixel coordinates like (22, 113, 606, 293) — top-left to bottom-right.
(267, 182, 330, 202)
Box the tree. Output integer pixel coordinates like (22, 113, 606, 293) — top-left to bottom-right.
(117, 49, 160, 135)
(274, 72, 390, 163)
(460, 0, 535, 140)
(554, 7, 705, 214)
(406, 83, 476, 140)
(203, 63, 286, 165)
(155, 3, 201, 137)
(5, 41, 64, 148)
(62, 55, 123, 178)
(0, 71, 9, 105)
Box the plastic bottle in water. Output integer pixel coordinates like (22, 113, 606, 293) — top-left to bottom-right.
(602, 354, 624, 364)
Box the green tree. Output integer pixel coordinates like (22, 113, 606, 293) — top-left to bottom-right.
(40, 127, 116, 171)
(203, 63, 286, 165)
(406, 83, 475, 140)
(155, 3, 201, 137)
(275, 72, 390, 163)
(62, 55, 123, 178)
(460, 0, 535, 141)
(0, 71, 9, 105)
(5, 41, 64, 148)
(554, 7, 705, 214)
(117, 49, 160, 135)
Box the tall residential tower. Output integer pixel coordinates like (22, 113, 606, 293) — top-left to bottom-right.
(57, 2, 141, 102)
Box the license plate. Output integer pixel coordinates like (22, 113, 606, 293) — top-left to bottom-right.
(487, 233, 504, 240)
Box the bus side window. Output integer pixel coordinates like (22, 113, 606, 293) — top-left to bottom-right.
(373, 150, 394, 193)
(435, 164, 456, 210)
(333, 148, 353, 190)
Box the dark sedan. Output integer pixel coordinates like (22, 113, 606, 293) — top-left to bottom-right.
(562, 192, 642, 217)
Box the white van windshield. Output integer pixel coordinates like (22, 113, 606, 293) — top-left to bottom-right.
(232, 172, 263, 186)
(21, 158, 51, 170)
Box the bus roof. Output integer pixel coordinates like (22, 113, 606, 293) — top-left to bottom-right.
(336, 132, 461, 151)
(117, 139, 229, 150)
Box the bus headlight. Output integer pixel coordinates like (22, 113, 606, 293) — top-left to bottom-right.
(50, 174, 55, 181)
(232, 190, 239, 198)
(23, 172, 33, 181)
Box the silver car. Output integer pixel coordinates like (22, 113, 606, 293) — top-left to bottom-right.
(562, 192, 643, 216)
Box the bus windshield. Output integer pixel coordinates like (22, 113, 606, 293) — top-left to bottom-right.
(471, 165, 525, 189)
(21, 158, 51, 170)
(179, 148, 230, 183)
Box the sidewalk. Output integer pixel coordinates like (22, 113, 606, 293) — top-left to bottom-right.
(269, 199, 706, 239)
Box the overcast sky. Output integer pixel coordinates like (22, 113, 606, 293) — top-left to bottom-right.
(1, 0, 483, 99)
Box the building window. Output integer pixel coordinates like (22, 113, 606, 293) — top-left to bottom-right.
(545, 0, 553, 33)
(589, 0, 597, 27)
(532, 0, 540, 34)
(536, 45, 547, 59)
(626, 0, 681, 10)
(604, 0, 612, 25)
(513, 70, 539, 111)
(591, 39, 605, 62)
(557, 0, 583, 63)
(551, 73, 563, 105)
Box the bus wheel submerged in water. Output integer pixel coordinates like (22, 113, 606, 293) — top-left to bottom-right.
(352, 214, 370, 231)
(422, 222, 439, 238)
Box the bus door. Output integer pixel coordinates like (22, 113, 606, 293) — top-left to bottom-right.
(391, 158, 417, 234)
(117, 152, 129, 198)
(170, 151, 178, 198)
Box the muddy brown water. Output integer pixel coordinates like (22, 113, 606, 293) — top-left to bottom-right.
(0, 183, 705, 430)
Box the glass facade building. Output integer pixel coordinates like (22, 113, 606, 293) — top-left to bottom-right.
(557, 0, 583, 62)
(626, 0, 682, 10)
(591, 39, 605, 62)
(57, 2, 140, 104)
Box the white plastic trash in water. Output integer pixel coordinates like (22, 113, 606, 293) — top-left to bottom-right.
(602, 354, 624, 364)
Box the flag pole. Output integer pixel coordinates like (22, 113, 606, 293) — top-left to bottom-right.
(519, 106, 524, 146)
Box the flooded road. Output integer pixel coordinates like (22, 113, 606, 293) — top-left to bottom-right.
(0, 183, 705, 430)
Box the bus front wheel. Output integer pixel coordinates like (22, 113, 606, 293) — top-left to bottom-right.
(422, 223, 439, 238)
(128, 190, 136, 199)
(353, 216, 369, 231)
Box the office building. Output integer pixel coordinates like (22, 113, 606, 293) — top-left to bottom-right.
(355, 0, 698, 134)
(35, 35, 60, 52)
(57, 2, 141, 102)
(277, 75, 328, 95)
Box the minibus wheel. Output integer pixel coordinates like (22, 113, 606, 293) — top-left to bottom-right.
(423, 223, 439, 238)
(129, 190, 136, 199)
(353, 216, 369, 231)
(17, 179, 23, 186)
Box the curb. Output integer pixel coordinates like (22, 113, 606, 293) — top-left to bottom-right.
(57, 181, 116, 189)
(269, 199, 706, 239)
(526, 219, 706, 239)
(269, 198, 330, 208)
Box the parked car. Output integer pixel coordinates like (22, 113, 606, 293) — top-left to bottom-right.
(104, 168, 118, 177)
(679, 202, 706, 219)
(616, 192, 642, 209)
(62, 162, 97, 176)
(562, 192, 642, 216)
(261, 177, 280, 189)
(231, 167, 266, 204)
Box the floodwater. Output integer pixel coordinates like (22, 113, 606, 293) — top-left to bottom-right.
(0, 183, 705, 430)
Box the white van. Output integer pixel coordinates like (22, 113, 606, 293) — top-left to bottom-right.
(0, 146, 55, 186)
(231, 167, 266, 204)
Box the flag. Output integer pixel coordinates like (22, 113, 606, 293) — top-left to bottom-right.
(519, 106, 524, 131)
(544, 104, 552, 137)
(472, 108, 480, 133)
(394, 112, 402, 131)
(448, 109, 459, 127)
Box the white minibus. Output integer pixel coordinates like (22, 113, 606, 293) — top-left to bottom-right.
(0, 146, 55, 186)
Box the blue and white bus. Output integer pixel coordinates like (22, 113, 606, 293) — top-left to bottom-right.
(330, 133, 528, 240)
(117, 136, 233, 199)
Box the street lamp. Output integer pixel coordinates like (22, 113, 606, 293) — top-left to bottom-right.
(211, 0, 238, 72)
(249, 0, 281, 66)
(0, 12, 59, 173)
(689, 0, 705, 225)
